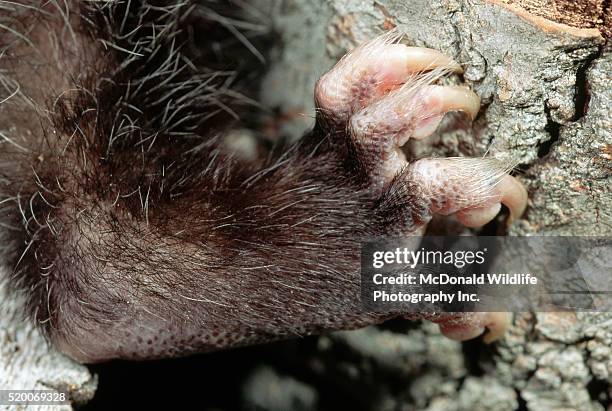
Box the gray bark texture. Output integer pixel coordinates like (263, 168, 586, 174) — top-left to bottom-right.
(1, 1, 610, 410)
(0, 270, 97, 411)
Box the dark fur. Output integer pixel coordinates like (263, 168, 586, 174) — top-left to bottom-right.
(0, 1, 430, 362)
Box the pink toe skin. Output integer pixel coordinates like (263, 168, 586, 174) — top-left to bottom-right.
(406, 158, 528, 229)
(436, 312, 511, 343)
(456, 203, 502, 227)
(391, 85, 480, 143)
(438, 320, 485, 341)
(314, 37, 464, 122)
(411, 114, 444, 139)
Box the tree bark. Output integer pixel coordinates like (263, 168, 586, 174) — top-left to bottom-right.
(0, 271, 97, 410)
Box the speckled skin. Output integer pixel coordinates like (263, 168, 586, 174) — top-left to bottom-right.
(0, 1, 525, 362)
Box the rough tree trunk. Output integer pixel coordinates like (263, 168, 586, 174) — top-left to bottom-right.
(0, 272, 97, 410)
(1, 1, 610, 410)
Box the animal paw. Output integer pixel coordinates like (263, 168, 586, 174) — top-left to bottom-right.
(315, 32, 527, 341)
(315, 32, 527, 229)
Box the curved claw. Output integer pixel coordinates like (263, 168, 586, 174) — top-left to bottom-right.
(402, 46, 463, 74)
(456, 175, 528, 227)
(418, 85, 480, 121)
(411, 85, 480, 140)
(496, 174, 528, 224)
(315, 41, 464, 123)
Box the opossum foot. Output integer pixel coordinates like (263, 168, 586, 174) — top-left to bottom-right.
(315, 32, 527, 343)
(315, 32, 527, 228)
